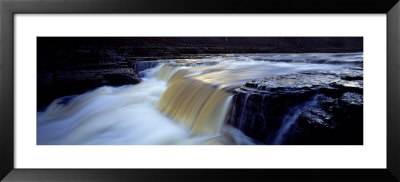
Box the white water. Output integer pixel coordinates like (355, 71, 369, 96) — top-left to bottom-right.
(37, 53, 362, 145)
(37, 65, 253, 145)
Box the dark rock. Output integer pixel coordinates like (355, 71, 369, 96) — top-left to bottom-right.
(131, 61, 161, 75)
(38, 37, 363, 57)
(244, 81, 259, 89)
(37, 68, 141, 109)
(300, 107, 335, 128)
(227, 68, 363, 145)
(340, 92, 363, 106)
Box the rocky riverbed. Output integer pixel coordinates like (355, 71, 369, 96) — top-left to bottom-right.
(227, 68, 363, 144)
(37, 53, 363, 145)
(37, 37, 363, 145)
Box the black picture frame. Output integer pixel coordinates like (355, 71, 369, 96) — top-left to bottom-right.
(1, 0, 399, 181)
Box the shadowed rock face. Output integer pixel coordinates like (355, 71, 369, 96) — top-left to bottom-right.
(37, 68, 141, 109)
(38, 37, 363, 53)
(227, 68, 363, 145)
(131, 61, 161, 74)
(37, 37, 362, 110)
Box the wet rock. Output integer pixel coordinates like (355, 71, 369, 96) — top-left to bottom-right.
(340, 92, 363, 106)
(131, 61, 160, 74)
(227, 68, 363, 145)
(244, 81, 260, 89)
(300, 107, 335, 128)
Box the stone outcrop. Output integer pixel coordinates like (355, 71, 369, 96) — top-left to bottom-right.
(37, 37, 363, 111)
(227, 68, 363, 145)
(37, 67, 141, 109)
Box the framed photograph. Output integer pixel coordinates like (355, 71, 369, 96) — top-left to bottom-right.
(1, 0, 399, 181)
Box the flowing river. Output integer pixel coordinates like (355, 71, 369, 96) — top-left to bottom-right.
(37, 53, 363, 145)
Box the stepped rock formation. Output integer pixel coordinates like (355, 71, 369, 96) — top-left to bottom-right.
(227, 68, 363, 144)
(37, 37, 362, 109)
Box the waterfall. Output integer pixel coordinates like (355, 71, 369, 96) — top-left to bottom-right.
(156, 64, 188, 81)
(37, 63, 253, 145)
(37, 53, 362, 145)
(158, 79, 233, 135)
(272, 95, 320, 144)
(131, 61, 160, 77)
(155, 63, 234, 135)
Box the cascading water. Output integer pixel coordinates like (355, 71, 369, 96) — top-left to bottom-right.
(131, 61, 161, 77)
(37, 53, 363, 145)
(37, 63, 254, 145)
(158, 78, 233, 135)
(272, 95, 321, 145)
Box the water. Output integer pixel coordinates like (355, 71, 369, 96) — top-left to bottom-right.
(272, 95, 321, 145)
(37, 53, 362, 145)
(37, 65, 253, 145)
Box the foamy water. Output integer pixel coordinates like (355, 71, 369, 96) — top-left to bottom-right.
(37, 53, 362, 145)
(37, 65, 254, 145)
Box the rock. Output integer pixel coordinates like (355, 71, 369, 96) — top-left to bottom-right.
(300, 107, 335, 128)
(227, 68, 363, 145)
(131, 61, 161, 74)
(37, 67, 141, 109)
(340, 92, 363, 106)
